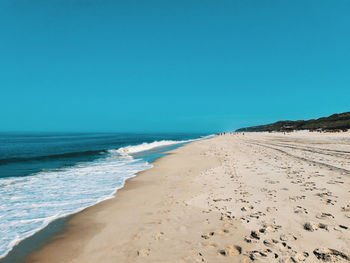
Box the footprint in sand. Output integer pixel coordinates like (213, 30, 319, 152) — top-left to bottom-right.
(212, 197, 232, 202)
(137, 248, 151, 257)
(313, 248, 350, 262)
(315, 212, 334, 219)
(333, 224, 349, 232)
(265, 179, 280, 184)
(247, 249, 278, 261)
(266, 206, 278, 212)
(201, 231, 215, 239)
(241, 205, 254, 212)
(259, 223, 282, 234)
(316, 191, 333, 198)
(153, 231, 165, 240)
(250, 230, 261, 240)
(295, 251, 309, 262)
(260, 187, 268, 192)
(341, 205, 350, 218)
(290, 179, 303, 184)
(303, 222, 328, 232)
(341, 204, 350, 212)
(302, 181, 317, 191)
(294, 206, 308, 214)
(280, 233, 297, 242)
(217, 229, 230, 235)
(289, 195, 306, 202)
(263, 238, 279, 248)
(183, 252, 205, 262)
(316, 191, 338, 205)
(325, 199, 337, 205)
(221, 212, 235, 222)
(248, 211, 266, 219)
(217, 245, 242, 257)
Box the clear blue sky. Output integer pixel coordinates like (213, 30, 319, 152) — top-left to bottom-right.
(1, 0, 349, 133)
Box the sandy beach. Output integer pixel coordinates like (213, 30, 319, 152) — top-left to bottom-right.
(25, 132, 350, 263)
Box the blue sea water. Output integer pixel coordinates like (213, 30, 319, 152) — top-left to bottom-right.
(0, 132, 206, 259)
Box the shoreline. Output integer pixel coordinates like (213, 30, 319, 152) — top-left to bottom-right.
(0, 217, 70, 263)
(5, 132, 350, 262)
(0, 142, 191, 263)
(24, 138, 223, 262)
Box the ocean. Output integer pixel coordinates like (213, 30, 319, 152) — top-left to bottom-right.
(0, 132, 207, 259)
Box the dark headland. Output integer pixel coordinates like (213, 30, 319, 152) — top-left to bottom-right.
(236, 111, 350, 132)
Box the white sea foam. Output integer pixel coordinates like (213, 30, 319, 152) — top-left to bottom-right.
(0, 138, 208, 259)
(112, 139, 192, 155)
(112, 135, 215, 155)
(0, 150, 150, 259)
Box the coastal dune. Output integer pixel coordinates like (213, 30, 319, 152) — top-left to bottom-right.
(26, 132, 350, 262)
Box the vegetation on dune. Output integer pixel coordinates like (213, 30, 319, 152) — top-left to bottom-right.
(236, 112, 350, 132)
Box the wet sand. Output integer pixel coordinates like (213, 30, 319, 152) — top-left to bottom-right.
(26, 132, 350, 262)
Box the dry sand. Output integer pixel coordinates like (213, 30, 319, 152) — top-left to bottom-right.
(26, 132, 350, 263)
